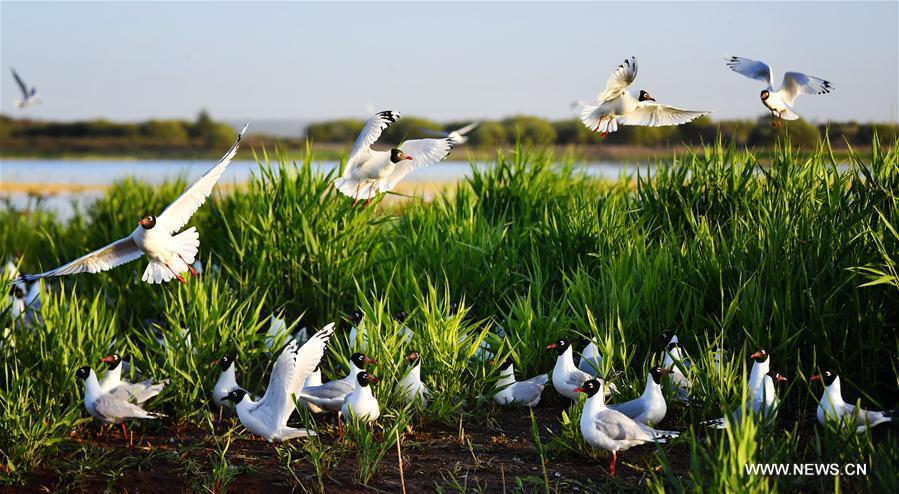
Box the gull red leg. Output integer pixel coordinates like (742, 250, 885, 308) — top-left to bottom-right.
(610, 451, 617, 476)
(166, 264, 187, 284)
(179, 255, 198, 277)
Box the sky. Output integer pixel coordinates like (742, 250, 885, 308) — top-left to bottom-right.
(1, 1, 897, 124)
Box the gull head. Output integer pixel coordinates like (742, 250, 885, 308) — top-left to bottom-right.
(404, 351, 420, 364)
(350, 352, 377, 369)
(223, 389, 248, 403)
(750, 348, 769, 363)
(394, 310, 408, 323)
(573, 378, 602, 397)
(100, 353, 122, 370)
(649, 366, 671, 384)
(760, 90, 770, 101)
(356, 371, 379, 387)
(546, 338, 571, 355)
(638, 90, 656, 102)
(390, 149, 414, 163)
(347, 309, 364, 325)
(75, 366, 92, 380)
(213, 354, 236, 370)
(138, 214, 157, 229)
(767, 370, 788, 383)
(811, 370, 837, 386)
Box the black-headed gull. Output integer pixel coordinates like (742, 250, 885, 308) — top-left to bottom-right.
(705, 369, 786, 429)
(347, 309, 413, 350)
(660, 331, 691, 402)
(607, 366, 670, 426)
(333, 111, 458, 206)
(265, 315, 289, 351)
(340, 371, 381, 424)
(812, 370, 893, 433)
(211, 354, 247, 410)
(76, 366, 166, 443)
(299, 352, 377, 412)
(492, 359, 549, 407)
(14, 125, 246, 285)
(98, 354, 169, 406)
(726, 56, 833, 128)
(222, 323, 335, 442)
(579, 57, 710, 137)
(575, 379, 678, 476)
(395, 351, 428, 406)
(547, 338, 616, 400)
(11, 68, 40, 108)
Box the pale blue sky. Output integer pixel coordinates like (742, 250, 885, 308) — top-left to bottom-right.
(1, 1, 896, 123)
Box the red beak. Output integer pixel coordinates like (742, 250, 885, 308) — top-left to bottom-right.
(750, 351, 764, 359)
(210, 359, 219, 368)
(573, 387, 584, 393)
(368, 375, 380, 383)
(659, 368, 671, 376)
(546, 343, 558, 350)
(405, 155, 414, 161)
(810, 374, 821, 382)
(100, 355, 117, 364)
(364, 357, 378, 365)
(776, 375, 788, 383)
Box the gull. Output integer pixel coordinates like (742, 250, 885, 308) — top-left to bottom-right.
(415, 121, 480, 145)
(347, 309, 413, 350)
(11, 68, 40, 108)
(299, 352, 377, 412)
(579, 57, 710, 137)
(812, 370, 893, 433)
(211, 353, 247, 411)
(578, 337, 604, 376)
(300, 364, 324, 414)
(703, 349, 774, 428)
(76, 366, 166, 443)
(222, 323, 336, 442)
(726, 56, 833, 128)
(547, 338, 615, 400)
(493, 359, 549, 407)
(333, 111, 459, 206)
(575, 379, 678, 476)
(4, 259, 40, 325)
(98, 353, 169, 405)
(340, 371, 381, 424)
(607, 366, 671, 426)
(395, 351, 429, 406)
(14, 125, 247, 285)
(660, 331, 691, 402)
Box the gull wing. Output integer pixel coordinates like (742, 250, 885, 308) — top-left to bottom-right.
(156, 124, 247, 234)
(779, 72, 833, 106)
(726, 56, 774, 89)
(93, 394, 159, 420)
(618, 104, 710, 127)
(11, 68, 28, 98)
(597, 57, 638, 102)
(16, 236, 143, 282)
(343, 111, 401, 176)
(378, 137, 455, 192)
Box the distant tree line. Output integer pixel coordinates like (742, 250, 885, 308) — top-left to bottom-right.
(0, 110, 236, 146)
(306, 115, 899, 148)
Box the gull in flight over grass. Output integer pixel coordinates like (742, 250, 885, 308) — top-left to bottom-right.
(223, 324, 336, 442)
(579, 57, 710, 137)
(726, 56, 833, 128)
(14, 125, 247, 285)
(333, 111, 460, 206)
(11, 68, 40, 108)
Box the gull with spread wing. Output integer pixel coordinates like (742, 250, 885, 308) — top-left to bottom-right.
(14, 125, 247, 285)
(726, 56, 833, 128)
(222, 323, 336, 442)
(579, 57, 710, 137)
(11, 68, 40, 108)
(333, 111, 459, 206)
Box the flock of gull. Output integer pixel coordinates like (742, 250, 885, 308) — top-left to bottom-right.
(6, 56, 882, 476)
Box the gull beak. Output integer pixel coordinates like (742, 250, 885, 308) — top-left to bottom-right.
(750, 351, 764, 359)
(405, 354, 416, 362)
(546, 343, 558, 350)
(405, 155, 414, 161)
(573, 387, 584, 393)
(99, 355, 116, 364)
(810, 374, 821, 382)
(659, 368, 672, 376)
(368, 375, 380, 384)
(364, 357, 378, 365)
(776, 375, 788, 383)
(210, 359, 219, 368)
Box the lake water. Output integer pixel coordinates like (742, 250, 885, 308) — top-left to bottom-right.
(0, 158, 652, 220)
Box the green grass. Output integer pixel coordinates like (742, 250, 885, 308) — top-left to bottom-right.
(1, 135, 896, 491)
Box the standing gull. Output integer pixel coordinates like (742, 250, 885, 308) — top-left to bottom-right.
(812, 370, 893, 433)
